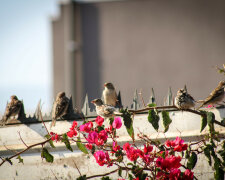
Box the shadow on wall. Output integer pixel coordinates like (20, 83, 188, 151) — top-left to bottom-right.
(81, 4, 101, 110)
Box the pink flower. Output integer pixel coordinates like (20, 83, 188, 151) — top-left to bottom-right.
(94, 150, 110, 166)
(143, 144, 153, 154)
(98, 130, 108, 142)
(85, 143, 93, 150)
(112, 141, 120, 152)
(71, 121, 78, 129)
(50, 132, 60, 142)
(86, 131, 98, 144)
(125, 147, 139, 161)
(80, 122, 93, 133)
(206, 105, 214, 108)
(123, 143, 131, 151)
(156, 155, 181, 170)
(112, 117, 122, 129)
(183, 169, 194, 180)
(67, 129, 77, 138)
(169, 168, 181, 180)
(95, 116, 104, 126)
(165, 137, 187, 152)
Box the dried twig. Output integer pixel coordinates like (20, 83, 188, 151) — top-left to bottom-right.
(0, 138, 51, 166)
(18, 131, 28, 147)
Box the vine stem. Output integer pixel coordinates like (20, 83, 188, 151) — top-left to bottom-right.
(0, 138, 51, 166)
(128, 106, 225, 127)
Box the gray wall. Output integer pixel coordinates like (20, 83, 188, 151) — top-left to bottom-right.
(80, 0, 225, 106)
(53, 0, 225, 108)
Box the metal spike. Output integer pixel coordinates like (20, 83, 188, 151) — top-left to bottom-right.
(116, 91, 123, 108)
(82, 94, 90, 116)
(165, 87, 173, 106)
(131, 89, 139, 110)
(67, 96, 74, 114)
(34, 99, 41, 119)
(148, 88, 156, 104)
(184, 84, 187, 92)
(19, 100, 26, 121)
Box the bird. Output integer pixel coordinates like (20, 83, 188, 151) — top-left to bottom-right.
(2, 95, 23, 125)
(91, 99, 121, 119)
(175, 89, 195, 110)
(102, 82, 118, 107)
(51, 92, 69, 127)
(197, 81, 225, 110)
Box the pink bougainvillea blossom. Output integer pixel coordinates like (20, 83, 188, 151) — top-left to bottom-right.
(95, 116, 104, 126)
(112, 117, 122, 129)
(165, 136, 187, 152)
(94, 150, 110, 166)
(79, 122, 93, 133)
(67, 129, 77, 138)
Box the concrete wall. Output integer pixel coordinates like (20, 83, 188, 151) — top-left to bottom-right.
(0, 108, 224, 179)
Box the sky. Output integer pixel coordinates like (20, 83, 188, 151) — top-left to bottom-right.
(0, 0, 59, 115)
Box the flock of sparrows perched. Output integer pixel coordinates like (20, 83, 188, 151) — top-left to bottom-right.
(1, 81, 225, 126)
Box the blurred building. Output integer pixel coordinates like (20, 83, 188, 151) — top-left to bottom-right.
(52, 0, 225, 109)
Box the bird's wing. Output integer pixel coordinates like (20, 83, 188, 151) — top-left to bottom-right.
(204, 87, 224, 104)
(103, 105, 115, 115)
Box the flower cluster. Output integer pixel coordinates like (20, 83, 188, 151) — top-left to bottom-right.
(63, 116, 194, 179)
(165, 136, 188, 152)
(67, 121, 78, 138)
(94, 150, 110, 166)
(50, 132, 60, 142)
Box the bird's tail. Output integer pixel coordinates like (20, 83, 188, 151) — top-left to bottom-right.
(50, 118, 56, 128)
(114, 112, 123, 116)
(196, 104, 204, 111)
(196, 100, 204, 103)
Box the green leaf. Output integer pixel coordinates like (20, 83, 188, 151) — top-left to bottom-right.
(148, 109, 159, 131)
(118, 168, 122, 177)
(62, 133, 73, 152)
(207, 112, 215, 135)
(200, 111, 207, 133)
(214, 167, 224, 180)
(16, 155, 23, 164)
(161, 111, 172, 133)
(5, 158, 13, 165)
(187, 152, 197, 169)
(203, 145, 212, 166)
(101, 177, 111, 180)
(221, 118, 225, 125)
(41, 148, 54, 163)
(76, 137, 88, 154)
(76, 175, 86, 180)
(121, 109, 134, 139)
(128, 173, 134, 180)
(148, 103, 156, 107)
(45, 134, 55, 148)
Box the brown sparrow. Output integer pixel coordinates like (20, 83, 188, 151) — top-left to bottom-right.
(3, 95, 23, 125)
(175, 89, 195, 109)
(51, 92, 69, 127)
(197, 81, 225, 110)
(102, 82, 117, 107)
(91, 99, 121, 118)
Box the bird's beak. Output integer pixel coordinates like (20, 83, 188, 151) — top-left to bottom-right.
(104, 83, 106, 87)
(91, 100, 95, 104)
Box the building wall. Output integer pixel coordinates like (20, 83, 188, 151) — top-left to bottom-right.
(53, 0, 225, 108)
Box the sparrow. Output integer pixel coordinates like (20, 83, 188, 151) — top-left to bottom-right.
(175, 89, 195, 109)
(91, 99, 121, 118)
(51, 92, 69, 127)
(102, 82, 117, 107)
(197, 81, 225, 110)
(2, 95, 23, 125)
